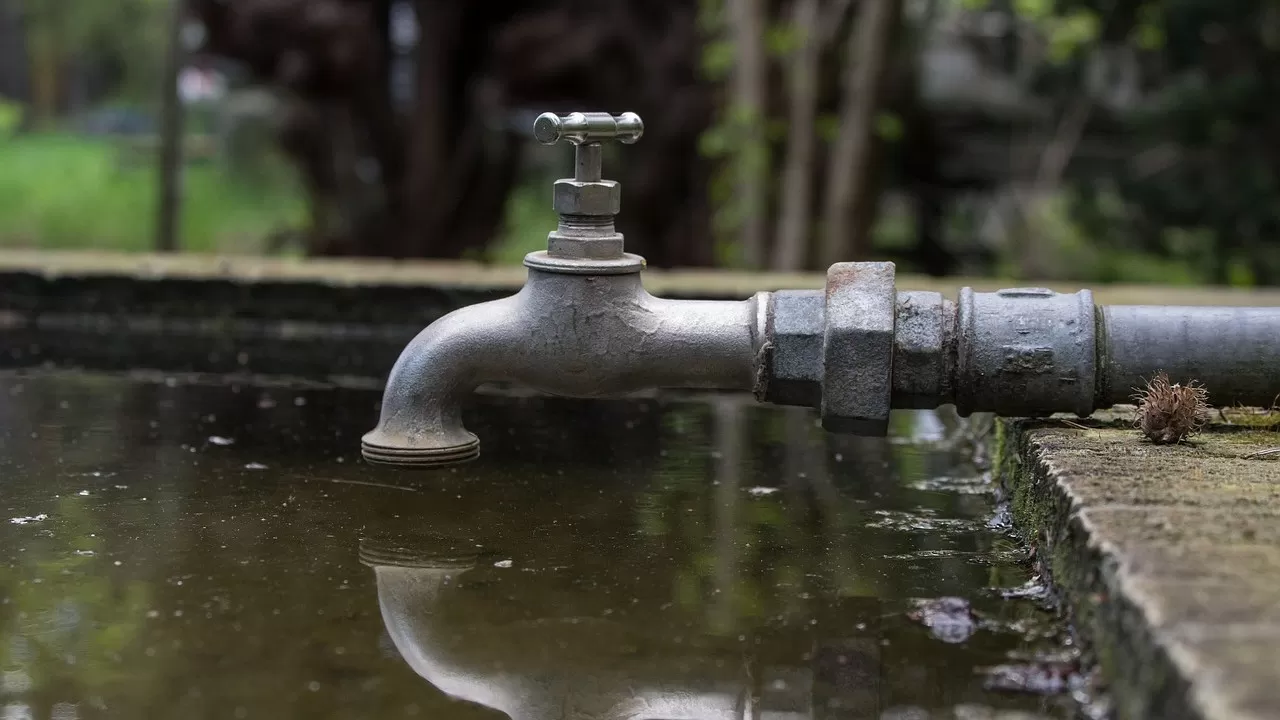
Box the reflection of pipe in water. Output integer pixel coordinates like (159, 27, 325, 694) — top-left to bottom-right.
(710, 396, 746, 636)
(359, 536, 773, 720)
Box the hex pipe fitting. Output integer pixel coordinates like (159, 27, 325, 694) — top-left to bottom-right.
(822, 263, 896, 435)
(892, 290, 954, 409)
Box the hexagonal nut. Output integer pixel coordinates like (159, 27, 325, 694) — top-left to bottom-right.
(546, 232, 624, 259)
(822, 262, 896, 436)
(892, 290, 947, 408)
(761, 290, 824, 407)
(553, 179, 620, 216)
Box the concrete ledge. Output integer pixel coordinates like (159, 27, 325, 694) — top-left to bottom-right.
(998, 417, 1280, 720)
(4, 249, 1280, 379)
(5, 249, 1280, 304)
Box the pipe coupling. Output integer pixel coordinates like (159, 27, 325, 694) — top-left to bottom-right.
(955, 287, 1096, 417)
(758, 263, 1100, 432)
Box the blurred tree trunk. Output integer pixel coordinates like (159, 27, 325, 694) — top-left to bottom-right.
(772, 0, 822, 271)
(728, 0, 769, 268)
(0, 0, 31, 111)
(402, 0, 462, 258)
(820, 0, 901, 266)
(156, 0, 186, 253)
(27, 27, 59, 122)
(1014, 93, 1091, 279)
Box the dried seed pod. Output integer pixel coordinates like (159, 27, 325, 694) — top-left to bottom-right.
(1132, 372, 1210, 444)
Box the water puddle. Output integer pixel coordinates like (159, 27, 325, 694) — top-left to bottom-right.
(0, 369, 1092, 719)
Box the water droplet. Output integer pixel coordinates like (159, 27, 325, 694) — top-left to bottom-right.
(208, 436, 235, 447)
(494, 560, 513, 568)
(77, 490, 89, 497)
(307, 681, 321, 692)
(244, 463, 268, 471)
(747, 487, 780, 497)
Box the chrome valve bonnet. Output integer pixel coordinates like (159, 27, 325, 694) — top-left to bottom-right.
(524, 111, 647, 275)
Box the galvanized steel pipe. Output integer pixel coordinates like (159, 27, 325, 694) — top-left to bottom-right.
(1099, 306, 1280, 408)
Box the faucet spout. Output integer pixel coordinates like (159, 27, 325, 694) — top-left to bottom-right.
(362, 269, 766, 467)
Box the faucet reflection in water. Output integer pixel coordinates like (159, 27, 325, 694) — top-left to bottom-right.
(360, 398, 890, 720)
(358, 536, 882, 720)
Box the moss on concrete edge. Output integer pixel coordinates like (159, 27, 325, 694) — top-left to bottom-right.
(995, 418, 1227, 720)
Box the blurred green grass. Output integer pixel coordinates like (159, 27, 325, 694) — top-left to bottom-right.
(0, 133, 308, 253)
(494, 184, 556, 264)
(0, 131, 1243, 286)
(0, 131, 552, 261)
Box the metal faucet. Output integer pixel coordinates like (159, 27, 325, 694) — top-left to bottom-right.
(362, 112, 769, 467)
(363, 110, 1280, 468)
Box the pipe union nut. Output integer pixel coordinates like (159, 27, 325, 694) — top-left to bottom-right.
(553, 179, 621, 216)
(761, 290, 824, 407)
(822, 262, 896, 436)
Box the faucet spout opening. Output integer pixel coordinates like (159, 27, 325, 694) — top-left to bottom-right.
(361, 298, 518, 468)
(361, 433, 481, 468)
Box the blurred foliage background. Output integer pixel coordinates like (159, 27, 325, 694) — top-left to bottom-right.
(0, 0, 1278, 285)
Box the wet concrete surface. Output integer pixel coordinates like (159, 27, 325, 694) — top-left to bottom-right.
(0, 369, 1089, 719)
(1001, 421, 1280, 720)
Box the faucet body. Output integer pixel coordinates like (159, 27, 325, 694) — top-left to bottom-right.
(364, 110, 1280, 468)
(362, 268, 765, 466)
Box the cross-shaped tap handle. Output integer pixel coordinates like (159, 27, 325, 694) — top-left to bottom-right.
(533, 112, 643, 184)
(533, 112, 644, 146)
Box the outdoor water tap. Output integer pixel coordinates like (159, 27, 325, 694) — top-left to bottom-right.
(364, 111, 1280, 468)
(362, 112, 770, 467)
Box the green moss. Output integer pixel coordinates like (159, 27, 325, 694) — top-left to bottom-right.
(1219, 406, 1280, 430)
